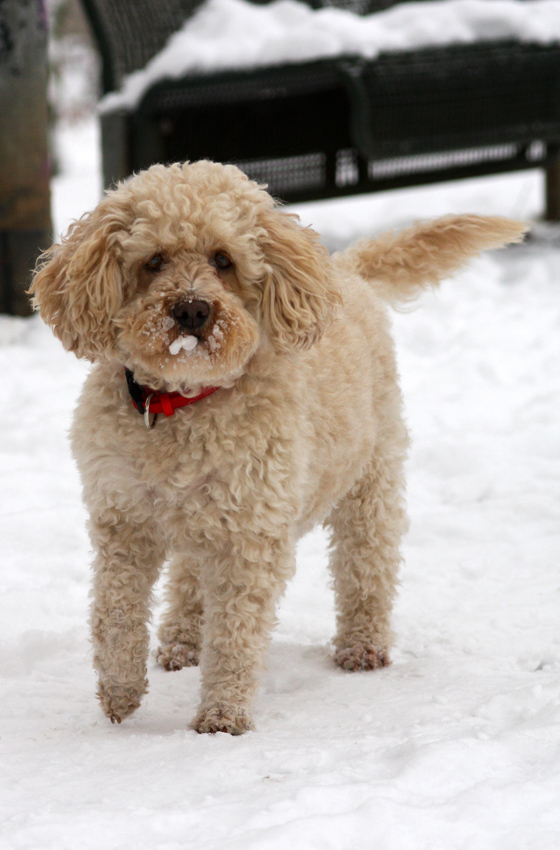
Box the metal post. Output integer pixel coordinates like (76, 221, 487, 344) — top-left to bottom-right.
(545, 153, 560, 221)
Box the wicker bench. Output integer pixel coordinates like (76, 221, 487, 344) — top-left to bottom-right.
(82, 0, 560, 217)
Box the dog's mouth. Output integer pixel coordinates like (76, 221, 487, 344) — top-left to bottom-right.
(166, 304, 227, 360)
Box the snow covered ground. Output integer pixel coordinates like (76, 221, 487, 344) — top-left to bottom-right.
(1, 114, 560, 849)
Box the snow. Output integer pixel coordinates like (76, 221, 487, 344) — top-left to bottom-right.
(2, 112, 560, 848)
(169, 334, 198, 355)
(100, 0, 560, 112)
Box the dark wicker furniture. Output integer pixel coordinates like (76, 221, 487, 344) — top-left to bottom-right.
(81, 0, 560, 216)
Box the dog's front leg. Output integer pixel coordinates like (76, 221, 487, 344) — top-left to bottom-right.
(192, 535, 295, 735)
(89, 513, 165, 724)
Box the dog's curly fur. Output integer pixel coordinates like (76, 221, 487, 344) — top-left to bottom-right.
(30, 161, 526, 734)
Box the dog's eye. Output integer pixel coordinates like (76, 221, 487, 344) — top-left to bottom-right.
(145, 254, 164, 273)
(213, 252, 232, 270)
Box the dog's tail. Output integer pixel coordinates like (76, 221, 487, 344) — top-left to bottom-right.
(334, 215, 528, 305)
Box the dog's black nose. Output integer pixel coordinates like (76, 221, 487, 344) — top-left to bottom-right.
(172, 300, 211, 331)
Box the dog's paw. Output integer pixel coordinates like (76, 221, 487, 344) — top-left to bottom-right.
(97, 680, 146, 724)
(334, 643, 391, 672)
(192, 703, 254, 736)
(156, 642, 200, 671)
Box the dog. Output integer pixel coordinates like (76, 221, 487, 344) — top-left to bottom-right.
(30, 160, 526, 734)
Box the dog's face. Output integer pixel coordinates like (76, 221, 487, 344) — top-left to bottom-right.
(31, 161, 339, 391)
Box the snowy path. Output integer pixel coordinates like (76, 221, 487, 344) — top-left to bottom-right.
(1, 121, 559, 848)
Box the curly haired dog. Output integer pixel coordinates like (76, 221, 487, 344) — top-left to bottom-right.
(30, 161, 526, 734)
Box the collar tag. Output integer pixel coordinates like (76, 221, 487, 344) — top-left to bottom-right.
(144, 393, 156, 429)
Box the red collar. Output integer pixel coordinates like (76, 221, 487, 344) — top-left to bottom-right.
(125, 369, 219, 426)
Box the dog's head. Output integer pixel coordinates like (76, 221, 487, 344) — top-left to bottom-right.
(30, 161, 340, 390)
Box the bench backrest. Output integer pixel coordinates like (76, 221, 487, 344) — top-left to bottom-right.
(80, 0, 433, 93)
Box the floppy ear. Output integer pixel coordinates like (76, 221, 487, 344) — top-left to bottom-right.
(259, 210, 341, 352)
(29, 195, 129, 361)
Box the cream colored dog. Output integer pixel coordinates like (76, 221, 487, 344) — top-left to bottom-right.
(31, 161, 526, 734)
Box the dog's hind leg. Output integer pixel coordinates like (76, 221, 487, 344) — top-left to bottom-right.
(90, 512, 165, 724)
(326, 439, 408, 671)
(156, 553, 203, 670)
